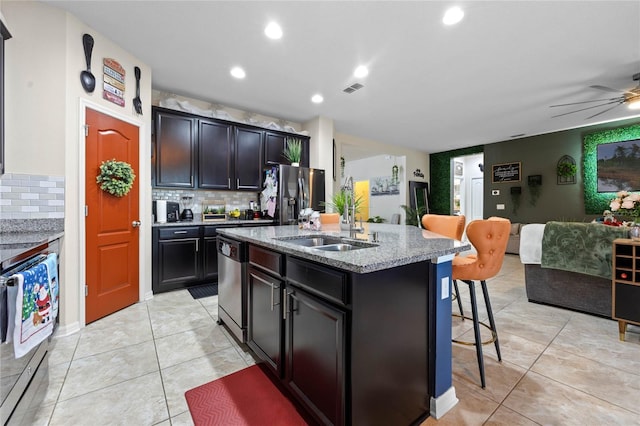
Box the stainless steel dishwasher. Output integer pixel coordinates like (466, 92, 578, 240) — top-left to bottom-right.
(217, 236, 247, 342)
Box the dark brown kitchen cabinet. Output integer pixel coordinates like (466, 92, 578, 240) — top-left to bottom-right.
(234, 126, 263, 190)
(264, 131, 310, 168)
(152, 227, 201, 293)
(284, 286, 346, 426)
(202, 226, 221, 282)
(248, 266, 283, 376)
(154, 110, 197, 188)
(199, 119, 233, 190)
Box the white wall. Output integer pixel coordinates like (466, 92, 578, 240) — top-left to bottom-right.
(2, 1, 152, 334)
(346, 154, 406, 223)
(334, 132, 429, 218)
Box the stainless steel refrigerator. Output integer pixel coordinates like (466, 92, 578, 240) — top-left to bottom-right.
(273, 165, 325, 225)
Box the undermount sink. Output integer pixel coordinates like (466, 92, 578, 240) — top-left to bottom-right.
(312, 243, 362, 251)
(275, 235, 377, 251)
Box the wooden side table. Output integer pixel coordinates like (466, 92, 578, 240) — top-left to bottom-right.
(612, 238, 640, 341)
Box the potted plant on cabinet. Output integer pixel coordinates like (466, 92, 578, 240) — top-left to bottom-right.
(283, 137, 302, 166)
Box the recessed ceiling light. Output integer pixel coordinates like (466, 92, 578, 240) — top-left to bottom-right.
(311, 94, 324, 104)
(354, 65, 369, 79)
(265, 22, 283, 40)
(230, 67, 246, 79)
(443, 6, 464, 25)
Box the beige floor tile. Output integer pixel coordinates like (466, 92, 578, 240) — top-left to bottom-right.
(49, 372, 169, 426)
(485, 405, 540, 425)
(82, 301, 149, 332)
(59, 340, 159, 401)
(147, 289, 202, 309)
(170, 411, 195, 426)
(35, 360, 69, 407)
(503, 371, 639, 425)
(531, 345, 640, 414)
(154, 323, 233, 369)
(452, 345, 527, 404)
(160, 346, 249, 417)
(550, 313, 640, 375)
(421, 384, 499, 425)
(73, 313, 154, 359)
(148, 302, 213, 338)
(47, 331, 80, 366)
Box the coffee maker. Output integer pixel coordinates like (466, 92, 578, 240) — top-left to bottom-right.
(180, 195, 194, 221)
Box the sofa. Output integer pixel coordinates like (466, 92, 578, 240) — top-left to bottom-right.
(519, 222, 628, 318)
(505, 222, 522, 255)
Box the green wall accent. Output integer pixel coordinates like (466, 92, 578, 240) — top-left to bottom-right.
(429, 145, 483, 214)
(583, 124, 640, 214)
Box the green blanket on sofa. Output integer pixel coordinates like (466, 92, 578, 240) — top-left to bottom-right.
(541, 221, 628, 279)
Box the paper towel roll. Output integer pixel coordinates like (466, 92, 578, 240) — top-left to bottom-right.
(156, 200, 167, 223)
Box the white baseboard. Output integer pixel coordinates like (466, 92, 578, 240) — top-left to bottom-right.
(144, 290, 154, 301)
(430, 386, 458, 419)
(55, 321, 81, 337)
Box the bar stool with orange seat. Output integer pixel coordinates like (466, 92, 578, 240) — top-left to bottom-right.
(451, 217, 510, 388)
(319, 212, 340, 224)
(421, 214, 466, 316)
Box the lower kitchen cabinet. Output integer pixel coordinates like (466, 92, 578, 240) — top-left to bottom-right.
(153, 227, 200, 293)
(153, 224, 256, 294)
(245, 244, 430, 426)
(247, 266, 284, 375)
(285, 286, 346, 426)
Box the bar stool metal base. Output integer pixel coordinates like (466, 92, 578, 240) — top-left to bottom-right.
(452, 279, 501, 388)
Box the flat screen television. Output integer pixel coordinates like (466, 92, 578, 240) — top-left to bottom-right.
(596, 139, 640, 192)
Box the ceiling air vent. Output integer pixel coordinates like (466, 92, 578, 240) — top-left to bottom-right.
(343, 83, 364, 94)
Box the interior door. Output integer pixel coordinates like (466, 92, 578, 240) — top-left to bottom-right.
(85, 108, 140, 324)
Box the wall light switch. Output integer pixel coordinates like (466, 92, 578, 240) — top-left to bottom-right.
(441, 277, 450, 300)
(492, 189, 500, 196)
(497, 204, 505, 210)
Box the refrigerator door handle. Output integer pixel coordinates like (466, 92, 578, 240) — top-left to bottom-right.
(298, 177, 305, 210)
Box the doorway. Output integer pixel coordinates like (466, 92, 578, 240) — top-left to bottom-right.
(451, 153, 484, 221)
(85, 108, 140, 324)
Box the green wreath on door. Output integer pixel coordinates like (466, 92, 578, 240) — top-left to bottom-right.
(96, 159, 136, 197)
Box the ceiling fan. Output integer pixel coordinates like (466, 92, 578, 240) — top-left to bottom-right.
(550, 72, 640, 119)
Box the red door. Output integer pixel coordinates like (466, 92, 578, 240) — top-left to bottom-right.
(85, 108, 140, 324)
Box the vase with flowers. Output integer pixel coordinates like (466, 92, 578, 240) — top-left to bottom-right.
(609, 191, 640, 240)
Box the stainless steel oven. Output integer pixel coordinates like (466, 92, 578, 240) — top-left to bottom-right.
(1, 240, 58, 425)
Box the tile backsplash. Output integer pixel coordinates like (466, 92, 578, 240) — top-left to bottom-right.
(152, 189, 260, 213)
(0, 173, 65, 219)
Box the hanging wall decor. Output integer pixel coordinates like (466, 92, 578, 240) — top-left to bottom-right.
(557, 155, 577, 185)
(80, 33, 96, 93)
(103, 58, 125, 107)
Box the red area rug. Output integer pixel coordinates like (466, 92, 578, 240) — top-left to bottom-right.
(185, 365, 309, 425)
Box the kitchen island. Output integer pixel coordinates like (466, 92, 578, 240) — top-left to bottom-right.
(217, 223, 469, 425)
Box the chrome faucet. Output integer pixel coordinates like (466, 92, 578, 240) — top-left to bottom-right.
(342, 176, 364, 237)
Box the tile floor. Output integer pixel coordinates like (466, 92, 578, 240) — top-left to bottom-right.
(24, 255, 640, 425)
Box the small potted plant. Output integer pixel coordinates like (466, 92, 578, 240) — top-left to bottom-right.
(557, 162, 577, 178)
(283, 137, 302, 166)
(323, 189, 363, 217)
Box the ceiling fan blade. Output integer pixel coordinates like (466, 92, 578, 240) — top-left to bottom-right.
(585, 103, 623, 119)
(550, 97, 622, 107)
(551, 100, 622, 118)
(590, 84, 623, 93)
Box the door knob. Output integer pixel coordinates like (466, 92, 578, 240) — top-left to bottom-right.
(132, 220, 142, 228)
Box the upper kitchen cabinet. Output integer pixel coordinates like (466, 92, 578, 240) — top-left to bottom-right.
(153, 109, 197, 188)
(234, 126, 263, 191)
(199, 119, 233, 190)
(263, 131, 310, 168)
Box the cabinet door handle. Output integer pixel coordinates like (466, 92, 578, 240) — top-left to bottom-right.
(228, 178, 231, 189)
(236, 178, 240, 188)
(251, 273, 280, 310)
(195, 239, 199, 252)
(173, 230, 188, 235)
(283, 289, 289, 320)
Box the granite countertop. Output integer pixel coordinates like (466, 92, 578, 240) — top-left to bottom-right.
(152, 218, 275, 227)
(1, 230, 65, 266)
(217, 223, 470, 274)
